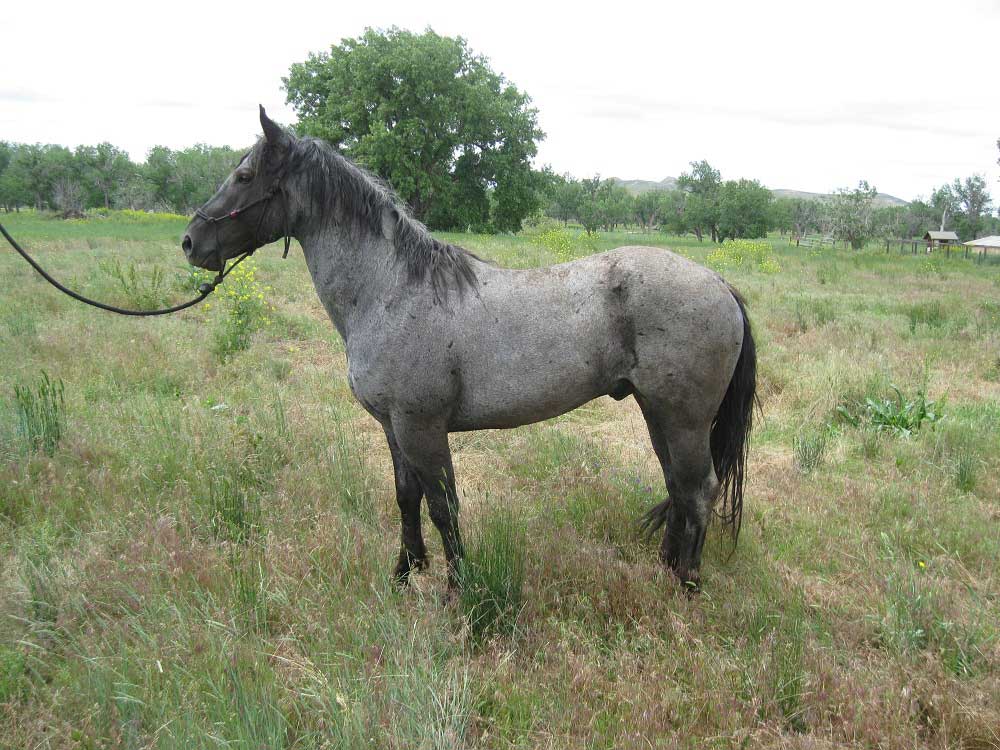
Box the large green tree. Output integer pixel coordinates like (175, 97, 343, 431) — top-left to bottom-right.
(717, 179, 772, 240)
(951, 175, 992, 240)
(75, 142, 133, 210)
(676, 160, 721, 241)
(830, 181, 877, 250)
(283, 27, 544, 233)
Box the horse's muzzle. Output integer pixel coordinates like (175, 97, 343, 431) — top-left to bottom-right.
(181, 235, 224, 272)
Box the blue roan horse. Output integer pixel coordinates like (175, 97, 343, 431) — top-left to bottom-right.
(183, 108, 757, 592)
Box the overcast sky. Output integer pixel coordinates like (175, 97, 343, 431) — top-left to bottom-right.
(3, 0, 999, 202)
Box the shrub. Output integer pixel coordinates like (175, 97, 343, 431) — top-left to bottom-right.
(459, 507, 527, 642)
(13, 371, 65, 455)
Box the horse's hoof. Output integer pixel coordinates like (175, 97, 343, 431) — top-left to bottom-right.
(675, 569, 702, 595)
(393, 555, 429, 585)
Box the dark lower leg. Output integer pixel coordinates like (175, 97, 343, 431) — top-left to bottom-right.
(386, 432, 427, 583)
(425, 479, 464, 590)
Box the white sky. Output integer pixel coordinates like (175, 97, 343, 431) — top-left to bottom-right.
(3, 0, 999, 202)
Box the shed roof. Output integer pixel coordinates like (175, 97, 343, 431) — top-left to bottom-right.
(963, 235, 1000, 248)
(924, 230, 959, 241)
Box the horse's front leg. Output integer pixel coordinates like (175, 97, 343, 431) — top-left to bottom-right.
(391, 418, 464, 591)
(384, 426, 428, 584)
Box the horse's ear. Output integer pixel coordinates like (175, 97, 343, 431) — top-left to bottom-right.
(259, 105, 290, 149)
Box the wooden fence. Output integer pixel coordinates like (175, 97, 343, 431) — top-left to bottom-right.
(883, 239, 996, 263)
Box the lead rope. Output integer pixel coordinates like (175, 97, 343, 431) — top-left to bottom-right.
(0, 221, 253, 317)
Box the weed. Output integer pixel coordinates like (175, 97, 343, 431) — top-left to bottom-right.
(459, 507, 527, 642)
(13, 370, 65, 455)
(954, 453, 977, 492)
(837, 384, 943, 436)
(2, 307, 37, 338)
(98, 257, 169, 309)
(792, 428, 827, 472)
(268, 357, 292, 382)
(876, 566, 993, 677)
(816, 262, 842, 286)
(903, 301, 946, 334)
(211, 260, 273, 359)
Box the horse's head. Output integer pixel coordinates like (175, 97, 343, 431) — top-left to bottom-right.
(182, 106, 294, 271)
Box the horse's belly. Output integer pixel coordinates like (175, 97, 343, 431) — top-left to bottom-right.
(448, 349, 612, 431)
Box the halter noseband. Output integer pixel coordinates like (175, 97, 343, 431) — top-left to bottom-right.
(194, 175, 293, 270)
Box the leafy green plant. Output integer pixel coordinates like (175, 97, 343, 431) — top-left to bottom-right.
(99, 257, 169, 309)
(13, 371, 65, 455)
(459, 508, 527, 642)
(837, 384, 943, 437)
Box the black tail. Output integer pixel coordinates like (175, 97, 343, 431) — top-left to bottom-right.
(710, 285, 757, 543)
(639, 285, 757, 541)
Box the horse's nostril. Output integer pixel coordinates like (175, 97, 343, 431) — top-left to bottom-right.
(182, 235, 192, 253)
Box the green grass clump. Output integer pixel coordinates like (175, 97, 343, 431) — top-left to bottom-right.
(459, 508, 527, 642)
(903, 300, 947, 333)
(13, 371, 65, 455)
(792, 428, 827, 472)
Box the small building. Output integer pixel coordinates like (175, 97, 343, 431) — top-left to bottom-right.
(963, 235, 1000, 258)
(924, 230, 959, 251)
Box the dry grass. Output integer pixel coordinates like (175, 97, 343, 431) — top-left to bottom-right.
(0, 214, 998, 748)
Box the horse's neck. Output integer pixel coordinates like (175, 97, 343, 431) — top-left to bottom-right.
(297, 218, 400, 342)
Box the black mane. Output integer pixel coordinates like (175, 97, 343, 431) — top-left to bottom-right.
(260, 136, 479, 297)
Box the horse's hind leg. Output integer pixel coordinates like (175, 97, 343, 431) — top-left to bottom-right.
(638, 400, 718, 589)
(383, 426, 428, 583)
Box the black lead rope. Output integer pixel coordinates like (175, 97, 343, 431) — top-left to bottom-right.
(0, 221, 254, 316)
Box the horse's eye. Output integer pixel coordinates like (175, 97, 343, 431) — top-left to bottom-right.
(236, 172, 253, 184)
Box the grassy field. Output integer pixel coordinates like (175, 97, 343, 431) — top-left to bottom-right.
(0, 210, 998, 748)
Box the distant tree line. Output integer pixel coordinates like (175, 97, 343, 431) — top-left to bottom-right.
(541, 160, 998, 246)
(0, 140, 244, 216)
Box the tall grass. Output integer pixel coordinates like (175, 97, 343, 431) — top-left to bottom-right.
(13, 370, 65, 455)
(459, 507, 528, 642)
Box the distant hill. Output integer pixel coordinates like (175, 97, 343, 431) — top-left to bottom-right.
(611, 177, 678, 194)
(612, 177, 908, 207)
(770, 188, 908, 207)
